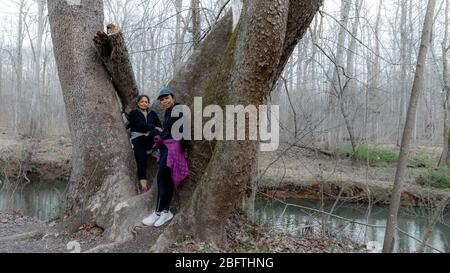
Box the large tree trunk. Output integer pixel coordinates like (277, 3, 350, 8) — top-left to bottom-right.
(48, 0, 234, 243)
(48, 0, 322, 250)
(48, 0, 138, 241)
(153, 0, 322, 251)
(383, 0, 437, 253)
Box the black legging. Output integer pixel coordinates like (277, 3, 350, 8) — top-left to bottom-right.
(132, 134, 157, 180)
(156, 145, 174, 213)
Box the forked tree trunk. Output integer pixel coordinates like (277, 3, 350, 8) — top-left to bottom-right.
(153, 0, 322, 250)
(48, 0, 322, 249)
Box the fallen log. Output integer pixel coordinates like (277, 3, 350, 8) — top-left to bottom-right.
(294, 144, 335, 157)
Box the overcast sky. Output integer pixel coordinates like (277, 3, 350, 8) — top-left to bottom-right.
(0, 0, 344, 16)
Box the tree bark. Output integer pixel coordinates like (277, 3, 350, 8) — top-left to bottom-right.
(48, 0, 138, 241)
(93, 29, 139, 117)
(383, 0, 437, 253)
(191, 0, 201, 49)
(152, 0, 322, 251)
(173, 0, 184, 71)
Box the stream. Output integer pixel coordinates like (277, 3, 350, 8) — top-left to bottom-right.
(1, 180, 448, 253)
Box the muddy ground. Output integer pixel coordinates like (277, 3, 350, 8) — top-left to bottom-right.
(259, 145, 449, 207)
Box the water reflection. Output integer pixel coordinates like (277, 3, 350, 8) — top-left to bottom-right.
(0, 180, 67, 221)
(254, 196, 450, 253)
(1, 180, 448, 252)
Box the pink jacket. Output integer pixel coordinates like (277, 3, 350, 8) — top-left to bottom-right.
(153, 136, 189, 188)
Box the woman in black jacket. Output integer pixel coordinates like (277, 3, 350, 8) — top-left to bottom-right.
(129, 95, 162, 194)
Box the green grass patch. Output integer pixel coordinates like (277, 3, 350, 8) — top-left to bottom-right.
(177, 234, 193, 243)
(355, 144, 399, 163)
(416, 167, 450, 189)
(407, 153, 432, 168)
(336, 144, 399, 163)
(336, 144, 431, 168)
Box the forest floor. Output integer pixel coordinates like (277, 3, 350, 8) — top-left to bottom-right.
(1, 136, 449, 253)
(259, 144, 450, 207)
(1, 136, 447, 206)
(0, 210, 366, 253)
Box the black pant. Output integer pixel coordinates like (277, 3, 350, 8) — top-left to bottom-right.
(132, 134, 157, 180)
(156, 145, 174, 212)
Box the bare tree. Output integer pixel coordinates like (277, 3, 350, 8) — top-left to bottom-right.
(173, 0, 184, 71)
(14, 0, 26, 136)
(327, 0, 351, 151)
(26, 0, 46, 136)
(438, 0, 450, 167)
(383, 0, 437, 253)
(191, 0, 201, 49)
(396, 0, 409, 146)
(339, 0, 362, 160)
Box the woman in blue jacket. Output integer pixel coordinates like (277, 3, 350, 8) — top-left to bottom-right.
(129, 95, 162, 194)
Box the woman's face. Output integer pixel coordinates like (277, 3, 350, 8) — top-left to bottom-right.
(160, 95, 174, 109)
(138, 97, 149, 111)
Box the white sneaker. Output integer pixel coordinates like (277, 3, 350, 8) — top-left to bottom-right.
(142, 212, 160, 226)
(154, 211, 173, 227)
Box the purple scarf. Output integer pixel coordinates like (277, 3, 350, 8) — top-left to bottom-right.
(153, 135, 189, 188)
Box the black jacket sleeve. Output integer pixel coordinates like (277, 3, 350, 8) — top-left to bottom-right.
(162, 109, 190, 151)
(149, 110, 162, 128)
(162, 108, 182, 140)
(129, 110, 155, 133)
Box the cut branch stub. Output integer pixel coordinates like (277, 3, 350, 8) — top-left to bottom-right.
(93, 29, 139, 117)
